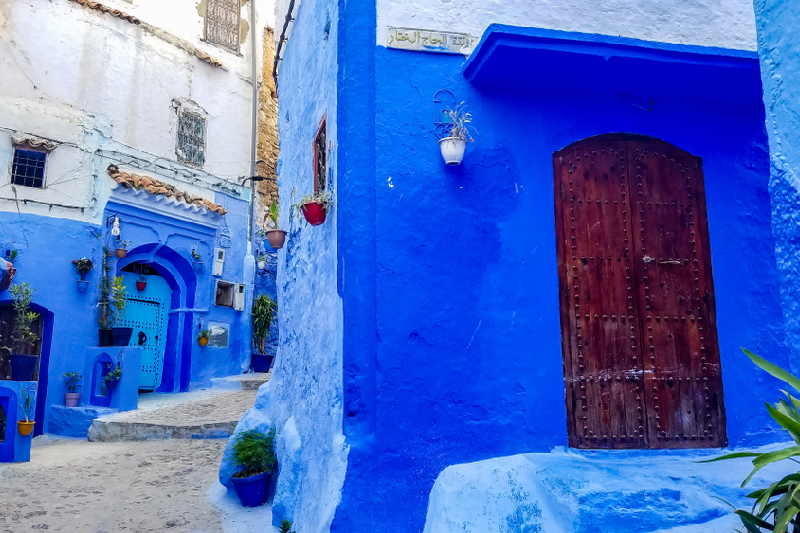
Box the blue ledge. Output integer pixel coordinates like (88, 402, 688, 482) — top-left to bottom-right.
(463, 25, 763, 103)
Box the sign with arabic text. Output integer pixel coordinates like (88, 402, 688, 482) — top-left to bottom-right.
(387, 27, 476, 55)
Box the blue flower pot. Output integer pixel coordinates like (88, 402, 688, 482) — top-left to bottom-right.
(105, 379, 119, 391)
(112, 327, 133, 346)
(231, 471, 271, 507)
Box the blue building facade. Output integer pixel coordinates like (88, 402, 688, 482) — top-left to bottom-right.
(227, 0, 800, 531)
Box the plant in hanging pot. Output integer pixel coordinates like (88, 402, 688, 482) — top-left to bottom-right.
(438, 102, 475, 166)
(265, 201, 287, 249)
(110, 276, 133, 346)
(198, 329, 210, 347)
(256, 254, 266, 271)
(4, 282, 41, 382)
(63, 371, 82, 407)
(115, 240, 131, 259)
(104, 364, 122, 391)
(97, 248, 114, 347)
(191, 249, 203, 272)
(229, 428, 277, 507)
(17, 383, 35, 436)
(135, 272, 147, 292)
(292, 191, 331, 226)
(251, 294, 277, 373)
(72, 257, 94, 292)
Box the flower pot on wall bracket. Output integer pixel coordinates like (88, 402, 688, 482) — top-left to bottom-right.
(10, 354, 38, 381)
(112, 327, 133, 347)
(302, 203, 327, 226)
(105, 379, 119, 391)
(77, 280, 89, 292)
(439, 137, 467, 165)
(193, 261, 203, 273)
(198, 337, 209, 347)
(257, 261, 266, 270)
(17, 421, 34, 436)
(98, 329, 114, 347)
(266, 230, 287, 250)
(136, 281, 147, 291)
(115, 249, 127, 259)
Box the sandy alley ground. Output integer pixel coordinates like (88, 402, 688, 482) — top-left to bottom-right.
(0, 436, 227, 533)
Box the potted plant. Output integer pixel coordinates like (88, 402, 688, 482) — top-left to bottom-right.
(72, 257, 94, 292)
(97, 248, 114, 347)
(265, 201, 286, 249)
(198, 329, 210, 347)
(4, 283, 41, 381)
(256, 254, 266, 271)
(191, 249, 203, 272)
(115, 240, 131, 259)
(229, 428, 277, 507)
(63, 371, 82, 407)
(292, 191, 331, 226)
(110, 276, 133, 346)
(135, 272, 147, 292)
(17, 383, 35, 436)
(105, 364, 122, 391)
(251, 294, 276, 373)
(439, 102, 474, 166)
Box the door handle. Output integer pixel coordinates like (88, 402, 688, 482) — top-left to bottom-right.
(658, 259, 682, 265)
(137, 331, 148, 346)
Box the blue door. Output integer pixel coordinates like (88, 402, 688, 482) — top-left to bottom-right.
(0, 389, 17, 462)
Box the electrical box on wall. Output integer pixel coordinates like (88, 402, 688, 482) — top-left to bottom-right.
(234, 283, 245, 311)
(213, 248, 225, 277)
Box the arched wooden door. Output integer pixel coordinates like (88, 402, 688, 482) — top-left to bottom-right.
(553, 134, 726, 449)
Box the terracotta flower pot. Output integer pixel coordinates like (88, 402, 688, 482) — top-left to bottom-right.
(199, 337, 209, 347)
(266, 229, 287, 249)
(302, 203, 327, 226)
(136, 281, 146, 291)
(17, 421, 34, 436)
(65, 392, 82, 407)
(115, 248, 127, 259)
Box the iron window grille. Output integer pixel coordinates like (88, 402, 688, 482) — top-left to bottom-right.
(314, 117, 327, 193)
(10, 147, 47, 189)
(177, 111, 206, 167)
(204, 0, 241, 53)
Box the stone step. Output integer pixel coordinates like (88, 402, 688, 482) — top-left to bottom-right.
(211, 371, 271, 391)
(87, 389, 258, 442)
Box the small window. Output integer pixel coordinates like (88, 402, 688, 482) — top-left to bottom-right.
(177, 111, 206, 167)
(204, 0, 241, 53)
(10, 147, 47, 188)
(314, 117, 327, 193)
(214, 280, 235, 308)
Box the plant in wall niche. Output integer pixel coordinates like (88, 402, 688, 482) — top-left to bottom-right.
(63, 371, 82, 407)
(264, 200, 287, 249)
(110, 276, 133, 347)
(115, 240, 131, 259)
(191, 249, 203, 272)
(251, 294, 277, 372)
(229, 428, 277, 507)
(4, 282, 41, 382)
(700, 348, 800, 531)
(439, 102, 475, 166)
(17, 383, 35, 435)
(104, 364, 122, 391)
(72, 257, 94, 292)
(97, 248, 114, 347)
(198, 329, 210, 347)
(135, 272, 147, 292)
(292, 191, 331, 226)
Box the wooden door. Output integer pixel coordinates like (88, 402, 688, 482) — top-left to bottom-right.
(0, 305, 43, 380)
(554, 134, 727, 449)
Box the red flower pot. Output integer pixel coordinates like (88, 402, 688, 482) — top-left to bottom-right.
(136, 281, 146, 291)
(302, 203, 327, 226)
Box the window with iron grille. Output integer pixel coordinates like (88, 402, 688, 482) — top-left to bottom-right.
(204, 0, 241, 53)
(177, 111, 206, 167)
(314, 117, 327, 193)
(10, 147, 47, 188)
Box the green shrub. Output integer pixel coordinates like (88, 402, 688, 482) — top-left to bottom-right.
(280, 519, 295, 533)
(230, 428, 277, 478)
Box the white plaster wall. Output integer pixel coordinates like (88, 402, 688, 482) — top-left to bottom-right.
(378, 0, 758, 51)
(0, 0, 273, 223)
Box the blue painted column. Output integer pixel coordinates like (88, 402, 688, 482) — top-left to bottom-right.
(753, 0, 800, 369)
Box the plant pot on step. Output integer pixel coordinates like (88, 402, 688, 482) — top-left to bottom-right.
(65, 392, 82, 407)
(136, 281, 146, 291)
(231, 471, 271, 508)
(17, 421, 34, 436)
(301, 203, 327, 226)
(115, 248, 127, 259)
(10, 354, 38, 381)
(439, 136, 467, 165)
(105, 379, 119, 391)
(77, 280, 89, 292)
(98, 329, 114, 347)
(112, 327, 133, 347)
(251, 353, 274, 373)
(266, 230, 287, 250)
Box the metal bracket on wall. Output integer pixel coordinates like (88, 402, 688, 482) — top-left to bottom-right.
(433, 89, 458, 139)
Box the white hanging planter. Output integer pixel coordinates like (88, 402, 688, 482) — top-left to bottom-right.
(257, 260, 266, 270)
(439, 136, 467, 166)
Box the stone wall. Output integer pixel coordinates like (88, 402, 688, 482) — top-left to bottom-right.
(257, 26, 280, 228)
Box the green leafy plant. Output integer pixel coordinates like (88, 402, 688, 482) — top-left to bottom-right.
(444, 102, 475, 142)
(8, 249, 18, 263)
(105, 365, 122, 382)
(252, 294, 277, 355)
(110, 276, 128, 326)
(229, 428, 277, 478)
(72, 257, 94, 280)
(18, 383, 35, 422)
(8, 283, 40, 352)
(268, 200, 280, 229)
(135, 272, 146, 283)
(64, 371, 82, 393)
(116, 239, 131, 250)
(98, 248, 113, 330)
(255, 227, 269, 239)
(191, 249, 202, 261)
(198, 329, 210, 341)
(280, 519, 295, 533)
(700, 348, 800, 532)
(292, 191, 332, 222)
(256, 254, 266, 262)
